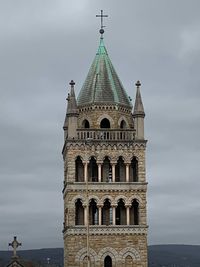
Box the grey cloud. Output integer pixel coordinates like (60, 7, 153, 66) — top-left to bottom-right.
(0, 0, 200, 249)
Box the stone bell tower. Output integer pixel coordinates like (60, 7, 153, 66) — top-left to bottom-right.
(62, 12, 148, 267)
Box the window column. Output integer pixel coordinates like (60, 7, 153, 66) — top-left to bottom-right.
(125, 163, 130, 182)
(98, 206, 102, 225)
(84, 161, 88, 182)
(126, 205, 130, 225)
(111, 163, 116, 182)
(97, 162, 102, 182)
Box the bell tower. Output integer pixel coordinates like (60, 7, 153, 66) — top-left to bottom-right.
(62, 13, 148, 267)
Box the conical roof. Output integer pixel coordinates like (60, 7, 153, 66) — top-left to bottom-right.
(77, 38, 132, 108)
(133, 81, 145, 117)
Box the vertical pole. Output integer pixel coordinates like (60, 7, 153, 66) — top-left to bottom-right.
(84, 141, 90, 267)
(112, 206, 116, 225)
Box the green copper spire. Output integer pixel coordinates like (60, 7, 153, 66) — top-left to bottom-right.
(77, 38, 132, 108)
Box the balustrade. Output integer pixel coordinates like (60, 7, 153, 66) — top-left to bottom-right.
(77, 129, 135, 141)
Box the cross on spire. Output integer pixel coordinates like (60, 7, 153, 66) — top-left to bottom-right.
(96, 10, 108, 37)
(9, 236, 22, 258)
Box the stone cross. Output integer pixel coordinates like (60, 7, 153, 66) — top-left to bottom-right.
(9, 236, 22, 258)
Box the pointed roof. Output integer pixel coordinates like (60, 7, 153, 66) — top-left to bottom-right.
(133, 81, 145, 117)
(67, 80, 78, 114)
(63, 80, 78, 129)
(77, 38, 132, 108)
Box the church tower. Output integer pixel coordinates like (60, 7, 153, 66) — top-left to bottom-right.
(62, 12, 148, 267)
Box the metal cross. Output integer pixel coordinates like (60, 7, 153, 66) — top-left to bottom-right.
(9, 236, 22, 258)
(96, 10, 108, 31)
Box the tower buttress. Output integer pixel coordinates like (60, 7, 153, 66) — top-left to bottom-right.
(133, 80, 145, 140)
(63, 80, 78, 140)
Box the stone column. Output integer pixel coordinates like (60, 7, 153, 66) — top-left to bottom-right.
(126, 206, 130, 225)
(111, 163, 116, 182)
(98, 163, 102, 182)
(98, 206, 102, 225)
(84, 206, 87, 225)
(126, 163, 130, 182)
(84, 162, 88, 182)
(112, 206, 116, 225)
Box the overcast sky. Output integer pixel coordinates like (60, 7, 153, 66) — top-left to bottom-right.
(0, 0, 200, 250)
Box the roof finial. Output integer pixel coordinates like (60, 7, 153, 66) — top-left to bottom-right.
(69, 80, 75, 86)
(96, 10, 108, 38)
(135, 80, 141, 88)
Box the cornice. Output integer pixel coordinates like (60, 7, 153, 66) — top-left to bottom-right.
(63, 225, 148, 236)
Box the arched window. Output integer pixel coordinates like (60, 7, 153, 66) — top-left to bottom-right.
(115, 156, 126, 182)
(89, 199, 98, 225)
(75, 156, 84, 182)
(130, 157, 138, 182)
(75, 199, 84, 225)
(104, 256, 112, 267)
(125, 255, 133, 267)
(82, 119, 90, 128)
(102, 199, 112, 225)
(130, 199, 139, 225)
(116, 199, 126, 225)
(100, 118, 110, 128)
(88, 157, 98, 182)
(120, 120, 127, 129)
(102, 157, 112, 182)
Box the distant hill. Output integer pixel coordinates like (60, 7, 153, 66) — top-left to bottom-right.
(1, 245, 200, 267)
(149, 245, 200, 267)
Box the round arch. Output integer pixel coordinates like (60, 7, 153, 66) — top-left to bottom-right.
(119, 247, 141, 262)
(75, 247, 97, 264)
(97, 114, 114, 128)
(99, 195, 114, 206)
(118, 116, 129, 129)
(98, 247, 118, 264)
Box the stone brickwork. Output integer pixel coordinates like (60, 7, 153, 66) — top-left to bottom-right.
(64, 234, 147, 267)
(62, 104, 148, 267)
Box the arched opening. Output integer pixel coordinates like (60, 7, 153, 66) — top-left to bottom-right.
(89, 199, 98, 225)
(100, 118, 110, 128)
(130, 157, 138, 182)
(83, 256, 87, 267)
(125, 255, 133, 267)
(102, 157, 112, 182)
(120, 120, 127, 129)
(116, 199, 126, 225)
(82, 119, 90, 128)
(130, 199, 139, 225)
(115, 156, 126, 182)
(75, 199, 84, 225)
(88, 157, 98, 182)
(75, 156, 84, 182)
(104, 256, 112, 267)
(102, 199, 112, 225)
